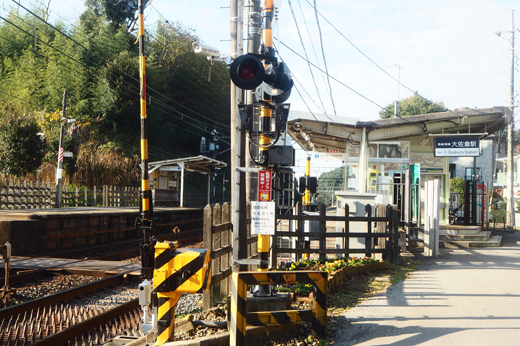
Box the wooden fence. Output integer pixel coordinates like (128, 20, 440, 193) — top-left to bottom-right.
(202, 202, 258, 310)
(0, 180, 140, 209)
(272, 202, 400, 265)
(202, 201, 400, 309)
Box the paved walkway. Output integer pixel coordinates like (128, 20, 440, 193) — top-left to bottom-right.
(334, 231, 520, 345)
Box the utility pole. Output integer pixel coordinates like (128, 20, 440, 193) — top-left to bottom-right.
(245, 0, 262, 206)
(239, 0, 262, 272)
(231, 0, 241, 271)
(55, 90, 67, 208)
(509, 11, 516, 229)
(498, 11, 516, 229)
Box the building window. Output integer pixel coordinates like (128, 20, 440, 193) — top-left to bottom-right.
(449, 164, 456, 179)
(465, 167, 481, 181)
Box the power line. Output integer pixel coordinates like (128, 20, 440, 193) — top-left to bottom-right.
(277, 39, 431, 132)
(0, 13, 228, 137)
(0, 89, 42, 107)
(12, 0, 230, 133)
(287, 0, 326, 114)
(296, 0, 328, 99)
(312, 0, 336, 115)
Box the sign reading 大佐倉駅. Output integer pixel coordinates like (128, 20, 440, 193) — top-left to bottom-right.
(434, 136, 480, 157)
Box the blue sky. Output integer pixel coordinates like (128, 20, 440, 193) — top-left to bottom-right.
(10, 0, 519, 121)
(4, 0, 519, 176)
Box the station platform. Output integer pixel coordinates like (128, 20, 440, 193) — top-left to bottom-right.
(5, 256, 141, 276)
(0, 206, 203, 257)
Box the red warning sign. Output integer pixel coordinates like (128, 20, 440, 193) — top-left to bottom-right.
(258, 170, 272, 201)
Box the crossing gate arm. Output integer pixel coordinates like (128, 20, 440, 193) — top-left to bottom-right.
(230, 271, 328, 346)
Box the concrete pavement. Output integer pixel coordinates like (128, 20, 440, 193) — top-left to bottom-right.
(334, 231, 520, 345)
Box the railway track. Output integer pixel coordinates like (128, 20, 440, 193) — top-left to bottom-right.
(0, 227, 204, 345)
(0, 273, 143, 345)
(0, 228, 202, 288)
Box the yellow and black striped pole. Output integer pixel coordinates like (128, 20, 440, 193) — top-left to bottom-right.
(230, 272, 247, 345)
(303, 155, 311, 259)
(304, 155, 311, 210)
(138, 0, 150, 222)
(257, 0, 275, 284)
(137, 0, 155, 283)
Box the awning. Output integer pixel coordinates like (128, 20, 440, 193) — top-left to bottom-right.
(148, 155, 227, 207)
(287, 107, 511, 153)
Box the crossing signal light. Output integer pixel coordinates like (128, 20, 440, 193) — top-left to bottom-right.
(230, 54, 265, 90)
(230, 53, 293, 103)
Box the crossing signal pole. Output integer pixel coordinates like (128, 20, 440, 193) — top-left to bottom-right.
(136, 0, 156, 284)
(230, 0, 293, 295)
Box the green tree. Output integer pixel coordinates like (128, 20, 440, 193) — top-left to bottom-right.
(379, 94, 448, 119)
(83, 0, 150, 30)
(317, 166, 344, 206)
(450, 177, 464, 193)
(0, 113, 46, 176)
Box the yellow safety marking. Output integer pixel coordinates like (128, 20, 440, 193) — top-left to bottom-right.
(154, 292, 181, 345)
(141, 140, 148, 159)
(138, 17, 145, 36)
(139, 56, 146, 72)
(230, 272, 247, 346)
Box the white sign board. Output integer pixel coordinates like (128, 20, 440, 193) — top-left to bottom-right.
(250, 201, 276, 235)
(160, 166, 182, 171)
(312, 152, 345, 161)
(63, 151, 73, 158)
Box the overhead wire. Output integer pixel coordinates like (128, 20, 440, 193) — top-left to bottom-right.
(312, 0, 336, 116)
(287, 0, 326, 115)
(296, 0, 328, 100)
(0, 89, 42, 107)
(0, 11, 229, 143)
(146, 32, 231, 111)
(11, 0, 231, 133)
(302, 0, 491, 128)
(2, 4, 231, 137)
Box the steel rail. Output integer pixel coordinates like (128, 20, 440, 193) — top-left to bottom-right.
(0, 273, 128, 321)
(31, 298, 139, 346)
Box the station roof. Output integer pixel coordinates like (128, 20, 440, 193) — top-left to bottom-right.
(287, 107, 511, 152)
(149, 155, 227, 174)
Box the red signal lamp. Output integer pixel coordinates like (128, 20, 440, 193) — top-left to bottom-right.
(230, 54, 265, 90)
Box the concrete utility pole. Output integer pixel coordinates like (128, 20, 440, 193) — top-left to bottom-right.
(245, 0, 262, 204)
(55, 90, 67, 208)
(231, 0, 242, 270)
(508, 11, 516, 229)
(498, 11, 516, 229)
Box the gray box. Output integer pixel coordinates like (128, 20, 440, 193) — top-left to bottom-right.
(268, 146, 295, 166)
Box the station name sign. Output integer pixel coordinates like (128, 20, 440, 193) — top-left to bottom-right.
(434, 136, 480, 157)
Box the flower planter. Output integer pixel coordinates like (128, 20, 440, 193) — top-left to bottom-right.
(327, 261, 387, 292)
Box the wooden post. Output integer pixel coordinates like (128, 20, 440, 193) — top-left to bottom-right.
(221, 203, 230, 299)
(365, 204, 372, 258)
(344, 204, 350, 259)
(213, 203, 222, 305)
(202, 204, 213, 311)
(75, 186, 79, 207)
(295, 202, 303, 262)
(393, 205, 400, 263)
(385, 205, 393, 262)
(319, 204, 326, 259)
